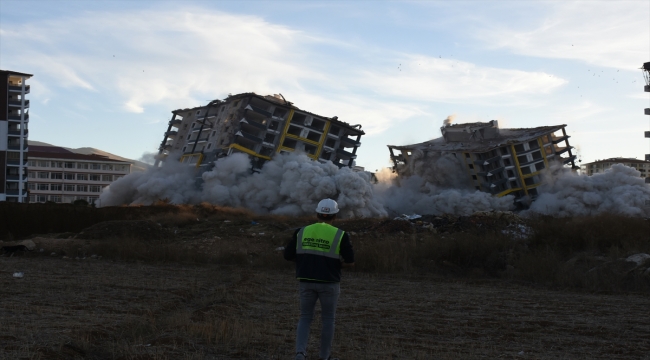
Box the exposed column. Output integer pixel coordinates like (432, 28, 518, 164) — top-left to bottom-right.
(155, 113, 176, 167)
(18, 76, 26, 203)
(643, 62, 650, 183)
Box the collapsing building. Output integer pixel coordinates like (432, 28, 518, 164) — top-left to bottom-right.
(388, 120, 578, 203)
(155, 93, 364, 172)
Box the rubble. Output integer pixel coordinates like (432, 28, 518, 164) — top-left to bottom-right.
(0, 239, 36, 251)
(75, 220, 172, 241)
(365, 210, 527, 235)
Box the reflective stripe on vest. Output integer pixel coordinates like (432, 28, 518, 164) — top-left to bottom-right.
(296, 223, 344, 259)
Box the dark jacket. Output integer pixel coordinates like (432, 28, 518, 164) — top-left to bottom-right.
(284, 225, 354, 283)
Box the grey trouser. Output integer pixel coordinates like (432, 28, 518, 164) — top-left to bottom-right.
(295, 281, 340, 360)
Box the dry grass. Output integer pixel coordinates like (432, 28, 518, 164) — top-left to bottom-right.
(1, 258, 649, 359)
(2, 204, 650, 358)
(11, 205, 647, 293)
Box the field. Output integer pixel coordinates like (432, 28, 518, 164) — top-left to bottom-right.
(1, 203, 649, 359)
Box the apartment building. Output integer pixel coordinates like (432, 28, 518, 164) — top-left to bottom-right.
(155, 93, 365, 172)
(27, 145, 131, 205)
(0, 70, 32, 203)
(388, 121, 577, 204)
(580, 158, 650, 178)
(641, 61, 650, 183)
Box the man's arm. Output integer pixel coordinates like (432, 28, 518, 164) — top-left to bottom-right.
(339, 233, 355, 266)
(283, 229, 300, 261)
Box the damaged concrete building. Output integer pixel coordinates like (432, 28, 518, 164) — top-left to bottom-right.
(155, 93, 364, 172)
(388, 120, 578, 203)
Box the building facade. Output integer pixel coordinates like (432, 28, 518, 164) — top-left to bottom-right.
(155, 93, 365, 172)
(0, 70, 32, 202)
(580, 158, 650, 178)
(27, 146, 131, 205)
(642, 61, 650, 183)
(388, 121, 577, 204)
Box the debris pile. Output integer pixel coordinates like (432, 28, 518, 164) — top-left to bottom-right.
(75, 220, 172, 241)
(364, 211, 528, 235)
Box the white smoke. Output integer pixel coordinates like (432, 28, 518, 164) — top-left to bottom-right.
(138, 151, 159, 165)
(526, 163, 650, 217)
(101, 152, 387, 217)
(442, 114, 456, 127)
(375, 151, 515, 216)
(100, 151, 650, 218)
(100, 159, 200, 206)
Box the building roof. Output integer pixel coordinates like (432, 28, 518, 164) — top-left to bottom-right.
(29, 146, 131, 163)
(581, 157, 650, 165)
(0, 70, 33, 78)
(388, 124, 566, 153)
(172, 92, 365, 135)
(29, 145, 74, 154)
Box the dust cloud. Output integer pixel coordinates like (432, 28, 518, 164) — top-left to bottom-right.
(99, 152, 650, 218)
(101, 153, 387, 218)
(376, 150, 515, 215)
(526, 163, 650, 217)
(100, 159, 201, 206)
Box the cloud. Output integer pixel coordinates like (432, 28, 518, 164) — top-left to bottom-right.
(549, 100, 611, 122)
(362, 55, 566, 103)
(1, 6, 568, 136)
(478, 2, 649, 70)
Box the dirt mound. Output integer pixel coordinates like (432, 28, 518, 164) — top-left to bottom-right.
(369, 219, 417, 234)
(75, 220, 172, 241)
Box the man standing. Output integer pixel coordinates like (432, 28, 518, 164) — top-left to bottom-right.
(284, 198, 355, 360)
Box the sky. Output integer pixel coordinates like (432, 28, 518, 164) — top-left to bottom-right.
(1, 0, 649, 172)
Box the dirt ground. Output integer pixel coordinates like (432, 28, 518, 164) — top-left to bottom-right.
(1, 255, 649, 360)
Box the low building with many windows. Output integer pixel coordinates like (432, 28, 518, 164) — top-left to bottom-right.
(580, 158, 650, 179)
(27, 145, 131, 204)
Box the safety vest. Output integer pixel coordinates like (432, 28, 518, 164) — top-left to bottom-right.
(296, 223, 344, 259)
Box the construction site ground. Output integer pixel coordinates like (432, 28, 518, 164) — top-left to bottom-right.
(1, 210, 649, 359)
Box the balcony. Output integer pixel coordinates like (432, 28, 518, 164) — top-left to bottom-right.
(169, 119, 182, 127)
(553, 146, 571, 156)
(511, 146, 541, 156)
(474, 155, 501, 166)
(5, 189, 27, 196)
(8, 85, 30, 93)
(7, 142, 28, 151)
(5, 175, 22, 181)
(340, 136, 361, 148)
(477, 166, 505, 177)
(7, 129, 28, 136)
(240, 118, 267, 132)
(7, 159, 28, 166)
(8, 114, 28, 122)
(551, 135, 570, 144)
(645, 108, 650, 116)
(391, 154, 406, 163)
(196, 136, 210, 144)
(8, 100, 29, 108)
(561, 155, 577, 164)
(245, 104, 272, 118)
(235, 130, 263, 144)
(192, 126, 212, 133)
(336, 148, 357, 159)
(165, 130, 178, 138)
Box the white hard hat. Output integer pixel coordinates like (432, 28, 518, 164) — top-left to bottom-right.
(316, 198, 339, 214)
